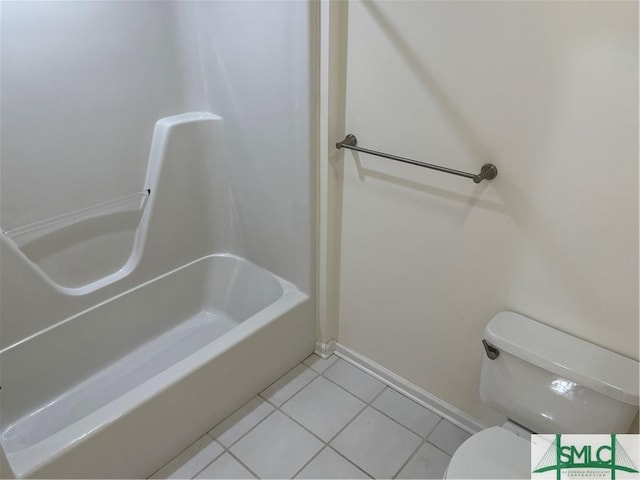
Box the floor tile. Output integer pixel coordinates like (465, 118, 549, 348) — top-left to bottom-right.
(209, 396, 274, 447)
(303, 354, 338, 373)
(330, 407, 422, 478)
(427, 420, 471, 456)
(195, 453, 255, 479)
(323, 359, 385, 402)
(295, 447, 370, 479)
(150, 435, 224, 479)
(230, 410, 323, 479)
(282, 376, 365, 441)
(396, 442, 451, 479)
(371, 388, 441, 438)
(260, 364, 317, 407)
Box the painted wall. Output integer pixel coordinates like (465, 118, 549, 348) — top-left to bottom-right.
(336, 1, 638, 426)
(317, 0, 348, 346)
(0, 1, 186, 230)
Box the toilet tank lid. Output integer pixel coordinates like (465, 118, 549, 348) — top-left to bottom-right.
(485, 311, 639, 405)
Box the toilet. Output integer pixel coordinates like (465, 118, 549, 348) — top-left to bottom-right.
(445, 311, 639, 479)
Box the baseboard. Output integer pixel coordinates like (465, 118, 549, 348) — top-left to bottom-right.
(334, 343, 486, 435)
(314, 339, 336, 359)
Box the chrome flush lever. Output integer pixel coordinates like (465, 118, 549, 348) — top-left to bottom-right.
(482, 339, 500, 360)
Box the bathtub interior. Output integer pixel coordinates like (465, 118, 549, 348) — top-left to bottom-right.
(1, 113, 246, 359)
(0, 112, 314, 478)
(0, 254, 289, 458)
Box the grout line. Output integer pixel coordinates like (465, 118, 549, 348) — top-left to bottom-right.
(342, 357, 444, 419)
(284, 397, 369, 479)
(258, 365, 319, 408)
(148, 434, 226, 479)
(226, 449, 262, 479)
(422, 415, 441, 440)
(367, 387, 441, 440)
(318, 367, 437, 443)
(302, 353, 339, 374)
(324, 357, 458, 458)
(267, 361, 319, 392)
(426, 417, 449, 449)
(167, 355, 455, 480)
(392, 439, 425, 479)
(419, 417, 462, 458)
(147, 438, 204, 479)
(167, 362, 322, 478)
(210, 393, 329, 478)
(326, 445, 374, 479)
(428, 417, 444, 439)
(278, 374, 322, 411)
(270, 361, 380, 448)
(276, 401, 336, 444)
(305, 399, 366, 443)
(316, 361, 453, 478)
(158, 361, 321, 479)
(273, 356, 442, 478)
(319, 358, 387, 404)
(205, 395, 268, 439)
(289, 446, 326, 479)
(189, 445, 226, 479)
(216, 408, 279, 451)
(391, 437, 456, 480)
(378, 385, 448, 436)
(190, 409, 280, 479)
(425, 438, 455, 459)
(295, 376, 389, 478)
(423, 417, 455, 455)
(365, 385, 388, 407)
(334, 348, 482, 434)
(247, 358, 385, 478)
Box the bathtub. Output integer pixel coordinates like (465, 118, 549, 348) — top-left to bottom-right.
(0, 254, 313, 478)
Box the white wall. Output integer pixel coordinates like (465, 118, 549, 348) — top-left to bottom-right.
(171, 1, 314, 294)
(1, 1, 314, 347)
(1, 1, 313, 287)
(1, 1, 186, 230)
(335, 1, 638, 426)
(317, 0, 348, 344)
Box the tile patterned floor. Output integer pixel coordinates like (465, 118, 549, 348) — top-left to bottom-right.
(150, 355, 471, 479)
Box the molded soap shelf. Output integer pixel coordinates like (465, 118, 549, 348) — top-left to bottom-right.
(4, 191, 150, 247)
(2, 191, 151, 294)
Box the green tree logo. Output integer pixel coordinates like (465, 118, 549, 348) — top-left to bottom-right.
(533, 434, 638, 479)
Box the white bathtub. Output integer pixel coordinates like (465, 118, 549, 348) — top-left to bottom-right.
(0, 254, 313, 478)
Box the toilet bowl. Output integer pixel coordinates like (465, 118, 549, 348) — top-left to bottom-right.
(445, 311, 640, 479)
(445, 426, 530, 479)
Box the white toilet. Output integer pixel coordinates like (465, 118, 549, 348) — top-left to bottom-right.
(445, 311, 639, 479)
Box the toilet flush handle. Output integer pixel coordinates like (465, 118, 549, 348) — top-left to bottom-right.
(482, 339, 500, 360)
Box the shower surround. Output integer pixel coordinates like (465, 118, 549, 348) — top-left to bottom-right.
(0, 2, 315, 478)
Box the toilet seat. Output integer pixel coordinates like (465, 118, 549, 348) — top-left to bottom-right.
(445, 426, 531, 479)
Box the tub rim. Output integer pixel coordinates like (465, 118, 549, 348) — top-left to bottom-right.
(1, 253, 294, 355)
(2, 253, 308, 478)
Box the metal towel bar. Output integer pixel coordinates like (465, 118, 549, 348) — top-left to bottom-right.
(336, 134, 498, 183)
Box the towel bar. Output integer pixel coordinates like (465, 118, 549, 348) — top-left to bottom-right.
(336, 134, 497, 183)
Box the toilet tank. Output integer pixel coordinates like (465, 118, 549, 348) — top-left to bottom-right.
(480, 312, 639, 433)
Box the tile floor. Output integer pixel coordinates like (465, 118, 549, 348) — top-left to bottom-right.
(151, 354, 471, 479)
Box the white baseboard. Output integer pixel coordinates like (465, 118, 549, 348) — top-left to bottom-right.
(334, 343, 486, 435)
(314, 339, 336, 359)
